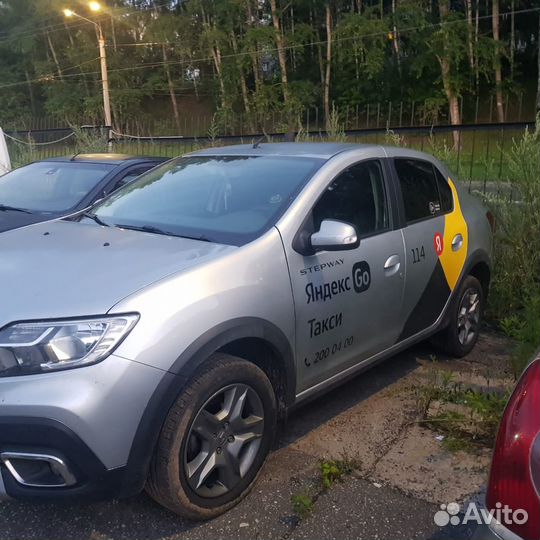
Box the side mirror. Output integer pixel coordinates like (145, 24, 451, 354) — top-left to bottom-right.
(310, 219, 359, 252)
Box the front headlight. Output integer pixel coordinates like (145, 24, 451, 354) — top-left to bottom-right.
(0, 314, 138, 376)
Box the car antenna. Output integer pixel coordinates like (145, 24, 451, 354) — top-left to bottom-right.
(253, 127, 271, 149)
(70, 151, 82, 161)
(252, 136, 264, 149)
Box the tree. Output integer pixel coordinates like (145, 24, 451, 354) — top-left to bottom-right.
(537, 9, 540, 117)
(324, 3, 333, 128)
(269, 0, 290, 106)
(0, 0, 537, 131)
(492, 0, 504, 122)
(146, 10, 183, 130)
(433, 0, 464, 146)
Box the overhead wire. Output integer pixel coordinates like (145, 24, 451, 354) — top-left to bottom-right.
(0, 0, 176, 46)
(0, 7, 537, 91)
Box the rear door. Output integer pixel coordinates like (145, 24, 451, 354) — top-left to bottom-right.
(285, 159, 405, 392)
(392, 157, 467, 341)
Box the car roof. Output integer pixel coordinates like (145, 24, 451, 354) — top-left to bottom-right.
(42, 153, 166, 166)
(189, 142, 371, 160)
(188, 142, 441, 163)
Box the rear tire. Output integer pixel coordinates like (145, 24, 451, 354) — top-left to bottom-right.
(146, 353, 277, 520)
(433, 275, 484, 358)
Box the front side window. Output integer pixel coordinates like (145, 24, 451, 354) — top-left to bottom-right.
(394, 158, 443, 223)
(0, 162, 114, 212)
(312, 160, 389, 237)
(92, 156, 322, 245)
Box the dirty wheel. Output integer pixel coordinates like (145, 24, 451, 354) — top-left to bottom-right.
(433, 275, 484, 358)
(146, 353, 276, 520)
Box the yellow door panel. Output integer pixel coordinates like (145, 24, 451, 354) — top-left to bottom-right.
(439, 178, 468, 290)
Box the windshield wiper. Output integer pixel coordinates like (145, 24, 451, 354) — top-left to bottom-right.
(114, 223, 173, 236)
(0, 204, 32, 214)
(177, 234, 212, 243)
(114, 224, 212, 242)
(82, 211, 110, 227)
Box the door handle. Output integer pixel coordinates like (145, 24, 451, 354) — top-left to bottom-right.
(452, 234, 464, 252)
(384, 254, 401, 276)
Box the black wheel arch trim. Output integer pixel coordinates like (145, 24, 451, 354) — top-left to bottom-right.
(439, 248, 491, 329)
(122, 317, 295, 497)
(455, 248, 491, 298)
(167, 317, 295, 391)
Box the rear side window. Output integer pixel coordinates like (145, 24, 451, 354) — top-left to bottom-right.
(394, 158, 443, 223)
(434, 167, 454, 213)
(110, 166, 155, 192)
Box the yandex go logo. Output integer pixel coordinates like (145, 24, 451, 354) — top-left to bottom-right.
(352, 261, 371, 293)
(304, 261, 372, 304)
(434, 232, 444, 257)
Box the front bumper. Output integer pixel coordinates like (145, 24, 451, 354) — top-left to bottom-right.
(0, 416, 129, 501)
(0, 354, 168, 501)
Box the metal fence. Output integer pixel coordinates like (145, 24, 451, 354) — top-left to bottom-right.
(3, 93, 535, 136)
(5, 121, 535, 196)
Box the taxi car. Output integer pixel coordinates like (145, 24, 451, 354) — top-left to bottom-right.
(473, 356, 539, 540)
(0, 143, 492, 519)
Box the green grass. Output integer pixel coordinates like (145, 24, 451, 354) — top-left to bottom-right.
(291, 492, 315, 519)
(290, 457, 358, 520)
(416, 366, 511, 451)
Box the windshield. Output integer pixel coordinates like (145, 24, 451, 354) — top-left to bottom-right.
(0, 161, 114, 213)
(92, 155, 322, 245)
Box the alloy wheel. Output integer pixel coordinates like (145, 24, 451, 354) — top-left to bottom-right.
(457, 287, 481, 346)
(183, 383, 265, 498)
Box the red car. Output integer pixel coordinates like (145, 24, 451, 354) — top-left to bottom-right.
(475, 356, 540, 540)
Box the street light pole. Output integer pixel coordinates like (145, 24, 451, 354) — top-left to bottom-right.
(97, 24, 112, 128)
(63, 5, 112, 131)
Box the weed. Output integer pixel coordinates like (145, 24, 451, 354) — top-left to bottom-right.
(325, 104, 346, 142)
(499, 315, 525, 340)
(463, 389, 508, 437)
(488, 121, 540, 376)
(442, 434, 477, 453)
(9, 137, 38, 168)
(320, 458, 355, 489)
(295, 126, 313, 142)
(415, 368, 459, 414)
(291, 492, 314, 519)
(427, 133, 454, 164)
(70, 125, 108, 154)
(290, 457, 357, 520)
(206, 114, 220, 146)
(418, 365, 510, 450)
(383, 128, 405, 147)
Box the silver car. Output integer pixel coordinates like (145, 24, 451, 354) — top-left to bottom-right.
(0, 143, 493, 519)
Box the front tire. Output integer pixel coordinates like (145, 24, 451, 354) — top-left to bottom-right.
(433, 275, 484, 358)
(146, 353, 277, 520)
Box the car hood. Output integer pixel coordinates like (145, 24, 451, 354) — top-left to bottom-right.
(0, 219, 236, 327)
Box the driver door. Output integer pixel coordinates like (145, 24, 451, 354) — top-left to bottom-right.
(284, 159, 405, 393)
